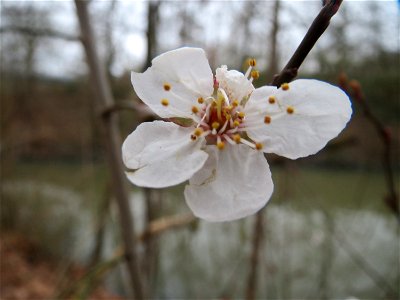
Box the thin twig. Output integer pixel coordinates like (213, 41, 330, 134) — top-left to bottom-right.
(271, 0, 343, 87)
(139, 213, 196, 241)
(101, 101, 138, 117)
(333, 225, 398, 298)
(0, 25, 79, 41)
(342, 76, 399, 221)
(56, 213, 196, 299)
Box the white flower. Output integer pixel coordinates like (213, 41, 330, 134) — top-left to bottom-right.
(122, 47, 352, 222)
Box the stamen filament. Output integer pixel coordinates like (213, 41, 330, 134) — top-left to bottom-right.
(240, 138, 256, 148)
(223, 134, 236, 145)
(218, 120, 229, 134)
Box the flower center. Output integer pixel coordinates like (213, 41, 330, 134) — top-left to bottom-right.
(190, 59, 263, 151)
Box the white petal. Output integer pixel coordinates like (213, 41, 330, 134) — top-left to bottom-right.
(122, 121, 208, 188)
(245, 79, 352, 159)
(184, 145, 273, 222)
(131, 47, 214, 119)
(216, 65, 254, 102)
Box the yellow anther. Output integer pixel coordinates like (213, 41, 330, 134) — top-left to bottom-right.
(232, 99, 239, 107)
(163, 83, 171, 91)
(264, 116, 271, 124)
(224, 105, 233, 111)
(192, 106, 199, 114)
(225, 113, 232, 120)
(233, 120, 241, 127)
(161, 98, 169, 106)
(193, 128, 203, 136)
(217, 141, 225, 150)
(197, 97, 204, 104)
(286, 106, 295, 114)
(268, 96, 276, 104)
(233, 134, 241, 144)
(212, 121, 220, 129)
(249, 58, 257, 67)
(251, 70, 259, 80)
(255, 143, 263, 150)
(238, 111, 245, 119)
(281, 83, 290, 91)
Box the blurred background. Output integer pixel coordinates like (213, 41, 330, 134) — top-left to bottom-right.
(1, 0, 399, 299)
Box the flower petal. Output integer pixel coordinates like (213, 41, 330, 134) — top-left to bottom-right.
(184, 144, 273, 222)
(216, 65, 254, 102)
(122, 121, 208, 188)
(131, 47, 214, 119)
(245, 79, 352, 159)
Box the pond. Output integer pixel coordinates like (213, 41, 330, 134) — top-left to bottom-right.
(1, 162, 399, 299)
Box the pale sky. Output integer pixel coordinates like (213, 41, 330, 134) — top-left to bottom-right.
(1, 0, 398, 79)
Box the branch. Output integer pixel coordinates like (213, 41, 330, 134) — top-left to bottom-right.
(341, 75, 399, 221)
(139, 213, 196, 241)
(74, 1, 144, 298)
(0, 26, 79, 41)
(57, 213, 196, 299)
(271, 0, 343, 87)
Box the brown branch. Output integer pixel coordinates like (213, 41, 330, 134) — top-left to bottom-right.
(139, 213, 196, 241)
(344, 77, 399, 221)
(101, 101, 138, 117)
(57, 212, 196, 299)
(74, 1, 144, 298)
(271, 0, 343, 87)
(0, 25, 79, 41)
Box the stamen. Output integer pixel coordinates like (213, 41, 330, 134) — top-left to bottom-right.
(161, 99, 169, 106)
(264, 116, 271, 124)
(216, 136, 225, 150)
(226, 127, 239, 134)
(233, 120, 241, 127)
(223, 134, 236, 145)
(233, 134, 241, 144)
(192, 106, 199, 114)
(255, 143, 263, 150)
(218, 88, 230, 106)
(237, 111, 245, 119)
(212, 121, 220, 129)
(218, 120, 229, 134)
(190, 134, 197, 141)
(204, 102, 212, 122)
(251, 70, 259, 80)
(197, 97, 204, 104)
(193, 128, 203, 137)
(245, 66, 252, 78)
(232, 99, 239, 107)
(281, 83, 290, 91)
(245, 58, 256, 78)
(163, 83, 171, 91)
(268, 96, 276, 104)
(286, 106, 295, 114)
(249, 58, 257, 67)
(239, 138, 256, 148)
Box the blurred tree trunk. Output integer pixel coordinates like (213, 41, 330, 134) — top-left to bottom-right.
(268, 0, 281, 81)
(104, 0, 117, 82)
(246, 2, 281, 299)
(74, 2, 144, 298)
(144, 1, 160, 70)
